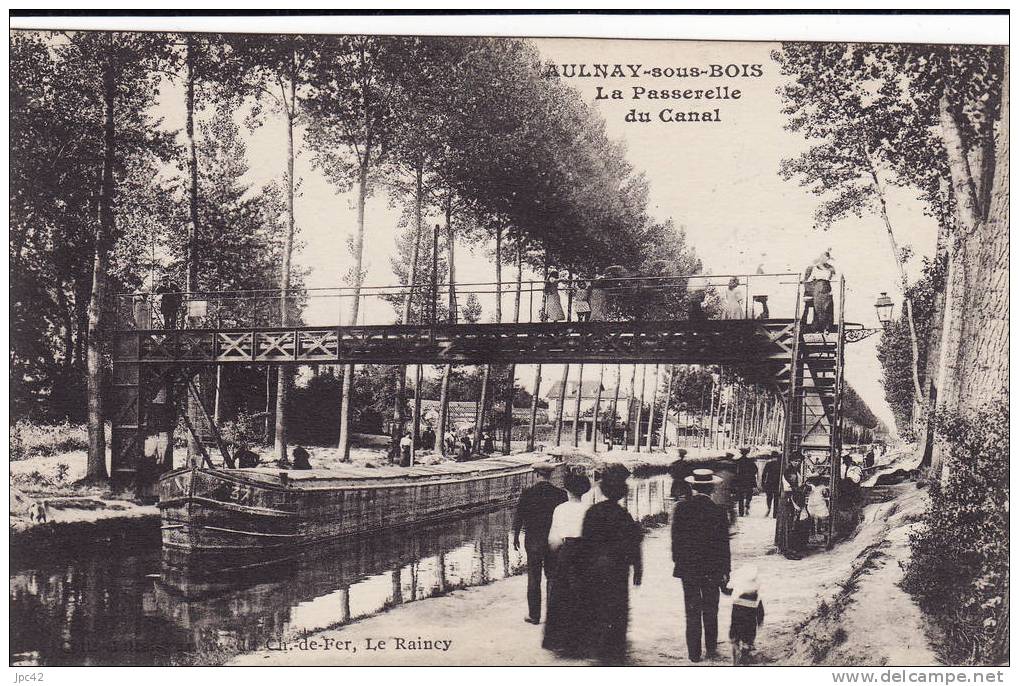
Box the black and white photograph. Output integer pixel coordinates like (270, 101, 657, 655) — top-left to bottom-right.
(7, 10, 1010, 672)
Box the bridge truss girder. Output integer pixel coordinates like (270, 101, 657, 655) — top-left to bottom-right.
(109, 318, 798, 488)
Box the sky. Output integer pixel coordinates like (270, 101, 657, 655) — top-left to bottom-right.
(154, 37, 940, 434)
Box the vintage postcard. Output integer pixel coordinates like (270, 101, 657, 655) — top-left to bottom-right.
(8, 11, 1009, 674)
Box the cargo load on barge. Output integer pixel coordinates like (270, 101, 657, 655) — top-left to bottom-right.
(158, 454, 557, 567)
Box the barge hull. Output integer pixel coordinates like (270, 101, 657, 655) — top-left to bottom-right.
(158, 456, 545, 566)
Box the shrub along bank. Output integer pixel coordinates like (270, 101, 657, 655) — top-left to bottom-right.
(902, 404, 1009, 665)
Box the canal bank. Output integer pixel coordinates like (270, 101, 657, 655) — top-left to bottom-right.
(9, 444, 754, 555)
(11, 470, 674, 666)
(230, 484, 936, 667)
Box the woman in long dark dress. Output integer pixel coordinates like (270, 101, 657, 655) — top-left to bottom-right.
(543, 472, 592, 655)
(581, 464, 643, 663)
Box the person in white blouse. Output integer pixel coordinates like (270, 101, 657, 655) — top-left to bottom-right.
(723, 276, 746, 320)
(548, 472, 592, 551)
(543, 471, 592, 654)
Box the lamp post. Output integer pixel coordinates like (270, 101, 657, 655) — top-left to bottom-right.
(844, 293, 896, 343)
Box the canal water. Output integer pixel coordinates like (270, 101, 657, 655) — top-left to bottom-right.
(10, 474, 672, 666)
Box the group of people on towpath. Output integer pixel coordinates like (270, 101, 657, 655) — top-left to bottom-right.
(513, 458, 766, 665)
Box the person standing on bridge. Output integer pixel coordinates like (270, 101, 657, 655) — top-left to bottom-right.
(803, 249, 835, 332)
(155, 275, 181, 330)
(723, 277, 745, 319)
(687, 289, 708, 321)
(588, 273, 609, 321)
(573, 279, 592, 322)
(541, 270, 566, 322)
(672, 468, 730, 663)
(513, 463, 567, 626)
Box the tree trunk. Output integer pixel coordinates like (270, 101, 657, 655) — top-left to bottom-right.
(917, 185, 953, 471)
(698, 381, 707, 448)
(185, 35, 199, 294)
(184, 42, 202, 461)
(392, 164, 424, 463)
(708, 370, 719, 448)
(645, 364, 660, 451)
(932, 56, 1008, 476)
(494, 225, 503, 323)
(264, 366, 272, 440)
(445, 193, 457, 322)
(213, 365, 223, 425)
(718, 370, 730, 449)
(572, 364, 584, 447)
(436, 196, 456, 457)
(475, 225, 501, 452)
(275, 81, 299, 461)
(474, 367, 489, 453)
(952, 58, 1009, 414)
(625, 365, 637, 449)
(437, 364, 452, 456)
(634, 365, 648, 453)
(608, 364, 622, 450)
(867, 163, 925, 408)
(660, 365, 676, 451)
(338, 154, 371, 460)
(527, 364, 541, 452)
(502, 243, 523, 454)
(84, 44, 117, 483)
(592, 364, 604, 452)
(737, 384, 749, 447)
(554, 363, 569, 446)
(412, 364, 422, 464)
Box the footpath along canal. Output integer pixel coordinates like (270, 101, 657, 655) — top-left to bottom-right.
(230, 483, 938, 667)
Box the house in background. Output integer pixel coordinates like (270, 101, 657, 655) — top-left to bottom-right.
(418, 399, 479, 433)
(545, 379, 632, 444)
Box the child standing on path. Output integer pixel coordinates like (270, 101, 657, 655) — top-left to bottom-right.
(727, 565, 765, 665)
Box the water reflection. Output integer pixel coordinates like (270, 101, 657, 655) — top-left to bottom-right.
(10, 474, 671, 666)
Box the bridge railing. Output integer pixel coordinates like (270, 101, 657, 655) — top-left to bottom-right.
(114, 272, 801, 331)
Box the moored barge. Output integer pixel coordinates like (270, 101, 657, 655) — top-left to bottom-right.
(158, 454, 554, 569)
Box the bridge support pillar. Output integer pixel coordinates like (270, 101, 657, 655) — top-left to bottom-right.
(111, 333, 145, 489)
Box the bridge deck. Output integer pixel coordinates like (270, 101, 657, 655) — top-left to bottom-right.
(114, 318, 797, 381)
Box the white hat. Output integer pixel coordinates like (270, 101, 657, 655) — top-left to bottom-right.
(685, 468, 723, 486)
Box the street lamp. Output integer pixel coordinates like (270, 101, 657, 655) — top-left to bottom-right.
(874, 292, 895, 326)
(845, 292, 896, 343)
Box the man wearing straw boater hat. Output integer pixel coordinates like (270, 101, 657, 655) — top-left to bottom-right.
(671, 468, 731, 662)
(513, 463, 567, 625)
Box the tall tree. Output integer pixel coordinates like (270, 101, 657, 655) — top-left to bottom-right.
(228, 34, 318, 460)
(307, 35, 399, 460)
(774, 42, 927, 414)
(32, 32, 175, 481)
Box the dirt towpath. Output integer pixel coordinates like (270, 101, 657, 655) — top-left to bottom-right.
(231, 486, 938, 666)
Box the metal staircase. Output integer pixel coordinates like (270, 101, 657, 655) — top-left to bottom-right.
(777, 277, 847, 551)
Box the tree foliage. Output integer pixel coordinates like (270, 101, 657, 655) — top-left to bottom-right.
(902, 404, 1009, 664)
(876, 255, 948, 434)
(10, 31, 176, 421)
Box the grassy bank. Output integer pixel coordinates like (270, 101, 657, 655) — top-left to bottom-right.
(10, 420, 88, 461)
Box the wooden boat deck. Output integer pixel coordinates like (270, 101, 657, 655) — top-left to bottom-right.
(231, 454, 547, 489)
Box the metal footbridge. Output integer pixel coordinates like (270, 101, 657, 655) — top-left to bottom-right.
(110, 271, 855, 550)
